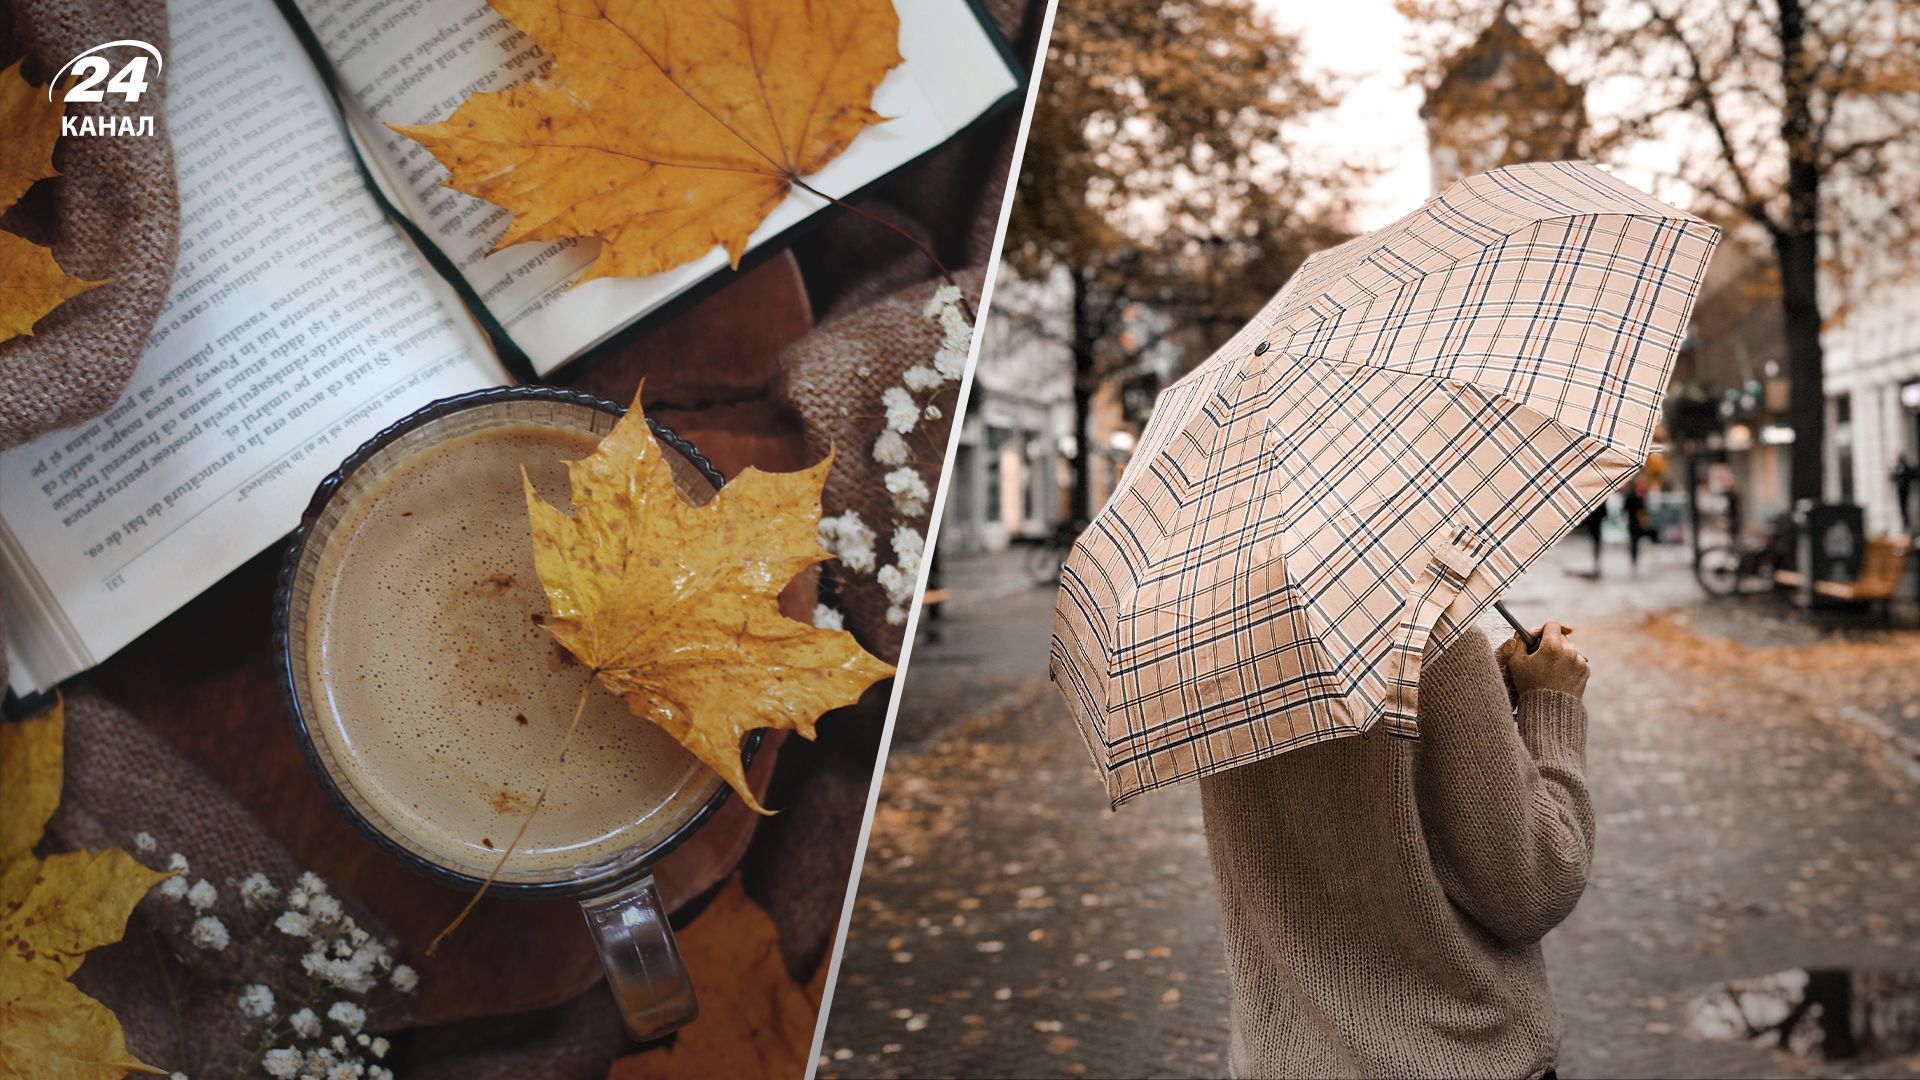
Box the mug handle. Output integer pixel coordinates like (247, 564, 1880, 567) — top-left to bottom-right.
(579, 872, 697, 1041)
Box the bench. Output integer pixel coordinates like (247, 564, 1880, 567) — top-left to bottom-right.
(1812, 537, 1909, 606)
(918, 587, 951, 644)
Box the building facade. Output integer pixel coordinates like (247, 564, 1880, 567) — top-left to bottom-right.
(945, 275, 1075, 555)
(1825, 275, 1920, 536)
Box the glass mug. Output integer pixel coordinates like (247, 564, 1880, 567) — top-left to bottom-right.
(273, 386, 756, 1041)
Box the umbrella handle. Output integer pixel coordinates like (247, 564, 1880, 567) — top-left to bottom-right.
(1493, 600, 1541, 654)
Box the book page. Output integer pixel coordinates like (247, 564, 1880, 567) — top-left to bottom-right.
(0, 0, 506, 695)
(294, 0, 1020, 375)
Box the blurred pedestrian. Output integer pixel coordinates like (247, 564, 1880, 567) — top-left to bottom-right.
(1578, 502, 1606, 577)
(1622, 480, 1652, 570)
(1893, 453, 1917, 533)
(1201, 619, 1594, 1080)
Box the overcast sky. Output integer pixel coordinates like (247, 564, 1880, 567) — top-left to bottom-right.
(1258, 0, 1436, 230)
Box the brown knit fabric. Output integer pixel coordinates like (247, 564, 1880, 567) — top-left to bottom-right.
(1199, 628, 1593, 1080)
(772, 266, 979, 664)
(51, 692, 407, 1077)
(0, 0, 180, 449)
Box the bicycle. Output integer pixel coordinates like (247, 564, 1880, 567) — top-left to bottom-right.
(1694, 524, 1787, 597)
(1024, 519, 1085, 586)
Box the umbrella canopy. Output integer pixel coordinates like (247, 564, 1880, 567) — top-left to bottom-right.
(1050, 161, 1719, 808)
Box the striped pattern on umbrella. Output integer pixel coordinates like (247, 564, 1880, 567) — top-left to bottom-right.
(1050, 162, 1719, 808)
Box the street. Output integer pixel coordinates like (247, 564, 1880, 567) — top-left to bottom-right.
(818, 539, 1920, 1078)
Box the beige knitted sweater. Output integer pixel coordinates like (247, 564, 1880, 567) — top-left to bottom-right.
(1199, 628, 1592, 1080)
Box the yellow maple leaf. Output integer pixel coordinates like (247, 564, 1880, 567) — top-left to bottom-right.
(607, 876, 822, 1079)
(0, 59, 106, 345)
(0, 703, 168, 1078)
(393, 0, 904, 285)
(523, 393, 895, 814)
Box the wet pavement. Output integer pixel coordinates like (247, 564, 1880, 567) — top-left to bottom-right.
(818, 539, 1920, 1078)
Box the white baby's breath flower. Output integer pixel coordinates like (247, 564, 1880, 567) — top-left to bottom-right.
(812, 604, 845, 631)
(882, 386, 919, 433)
(367, 1068, 394, 1080)
(333, 938, 354, 959)
(872, 428, 910, 467)
(892, 527, 925, 580)
(288, 1007, 321, 1039)
(329, 1034, 348, 1053)
(157, 876, 189, 902)
(902, 365, 943, 392)
(275, 911, 312, 938)
(924, 404, 942, 421)
(328, 1001, 367, 1034)
(167, 852, 189, 873)
(884, 468, 930, 518)
(236, 983, 274, 1018)
(934, 345, 967, 380)
(133, 832, 157, 853)
(238, 872, 278, 909)
(189, 916, 229, 951)
(286, 887, 310, 910)
(327, 1062, 363, 1080)
(308, 893, 344, 923)
(312, 954, 378, 995)
(369, 1037, 390, 1060)
(818, 511, 876, 574)
(885, 603, 906, 626)
(298, 871, 328, 895)
(939, 306, 971, 352)
(303, 1047, 336, 1074)
(237, 983, 275, 1020)
(923, 282, 962, 319)
(877, 564, 916, 607)
(187, 879, 218, 911)
(348, 926, 370, 947)
(262, 1049, 302, 1079)
(390, 964, 419, 993)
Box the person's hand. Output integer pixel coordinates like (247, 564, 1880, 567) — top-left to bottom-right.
(1497, 620, 1589, 699)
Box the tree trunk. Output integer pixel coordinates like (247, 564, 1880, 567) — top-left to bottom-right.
(1776, 227, 1826, 504)
(1069, 268, 1096, 525)
(1775, 0, 1827, 506)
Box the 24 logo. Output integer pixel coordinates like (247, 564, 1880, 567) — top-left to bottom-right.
(50, 40, 163, 137)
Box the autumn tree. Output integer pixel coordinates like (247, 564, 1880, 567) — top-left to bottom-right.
(1402, 0, 1920, 504)
(1001, 0, 1355, 523)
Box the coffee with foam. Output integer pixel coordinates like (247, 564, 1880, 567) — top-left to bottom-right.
(304, 422, 718, 879)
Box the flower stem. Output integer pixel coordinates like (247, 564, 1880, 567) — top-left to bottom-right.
(147, 929, 189, 1070)
(427, 674, 596, 956)
(788, 177, 976, 322)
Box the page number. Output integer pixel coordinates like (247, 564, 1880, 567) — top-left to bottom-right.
(51, 40, 164, 104)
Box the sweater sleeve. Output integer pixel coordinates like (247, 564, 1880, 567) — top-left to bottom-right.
(1411, 628, 1595, 947)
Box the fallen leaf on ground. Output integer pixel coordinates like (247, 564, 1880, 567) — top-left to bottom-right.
(394, 0, 904, 284)
(0, 701, 169, 1077)
(524, 391, 895, 812)
(607, 876, 824, 1078)
(0, 60, 105, 343)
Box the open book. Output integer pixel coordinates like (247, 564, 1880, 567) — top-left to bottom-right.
(0, 0, 1020, 698)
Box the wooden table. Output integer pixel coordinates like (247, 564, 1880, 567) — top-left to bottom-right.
(82, 255, 820, 1026)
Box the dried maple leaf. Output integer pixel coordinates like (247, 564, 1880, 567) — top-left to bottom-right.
(392, 0, 904, 284)
(524, 393, 895, 814)
(0, 59, 106, 344)
(606, 876, 824, 1079)
(0, 702, 169, 1077)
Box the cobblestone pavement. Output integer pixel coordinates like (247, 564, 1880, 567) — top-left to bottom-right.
(818, 540, 1920, 1078)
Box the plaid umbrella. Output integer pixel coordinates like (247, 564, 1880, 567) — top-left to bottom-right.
(1050, 161, 1719, 808)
